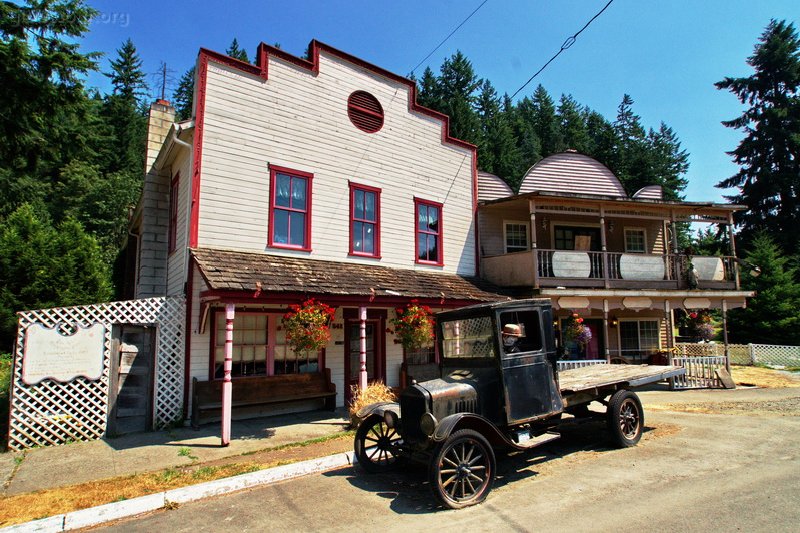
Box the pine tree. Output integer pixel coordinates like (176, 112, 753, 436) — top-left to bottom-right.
(531, 85, 561, 157)
(512, 95, 543, 172)
(174, 66, 195, 121)
(726, 233, 800, 345)
(476, 81, 522, 188)
(226, 38, 250, 62)
(613, 94, 650, 193)
(557, 94, 589, 153)
(105, 39, 148, 103)
(416, 66, 441, 109)
(715, 19, 800, 255)
(436, 51, 481, 145)
(647, 123, 689, 200)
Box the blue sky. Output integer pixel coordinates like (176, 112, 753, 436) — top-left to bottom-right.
(80, 0, 798, 202)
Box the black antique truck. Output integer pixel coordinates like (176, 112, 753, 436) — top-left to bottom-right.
(353, 299, 685, 509)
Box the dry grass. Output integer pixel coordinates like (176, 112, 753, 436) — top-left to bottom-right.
(0, 433, 353, 528)
(348, 381, 396, 418)
(730, 365, 800, 388)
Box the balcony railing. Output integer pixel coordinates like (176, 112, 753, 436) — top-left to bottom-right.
(480, 250, 738, 290)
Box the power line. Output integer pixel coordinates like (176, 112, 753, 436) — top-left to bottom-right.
(410, 0, 490, 75)
(509, 0, 614, 100)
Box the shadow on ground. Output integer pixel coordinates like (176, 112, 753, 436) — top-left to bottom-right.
(331, 415, 655, 515)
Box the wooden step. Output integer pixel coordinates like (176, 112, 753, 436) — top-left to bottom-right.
(512, 430, 560, 449)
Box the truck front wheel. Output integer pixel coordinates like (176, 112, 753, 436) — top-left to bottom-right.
(354, 414, 402, 473)
(607, 390, 643, 447)
(429, 429, 495, 509)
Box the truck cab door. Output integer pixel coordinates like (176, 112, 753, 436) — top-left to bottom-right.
(498, 310, 563, 424)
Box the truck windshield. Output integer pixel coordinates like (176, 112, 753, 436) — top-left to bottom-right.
(440, 316, 496, 359)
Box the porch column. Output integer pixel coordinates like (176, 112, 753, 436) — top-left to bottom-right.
(727, 214, 741, 290)
(603, 299, 611, 362)
(221, 303, 235, 447)
(670, 210, 679, 282)
(722, 299, 731, 372)
(529, 200, 539, 289)
(359, 306, 368, 390)
(664, 299, 674, 354)
(600, 206, 609, 289)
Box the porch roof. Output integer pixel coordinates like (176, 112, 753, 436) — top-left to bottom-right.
(191, 248, 512, 303)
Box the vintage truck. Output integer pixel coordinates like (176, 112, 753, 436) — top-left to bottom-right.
(353, 298, 686, 509)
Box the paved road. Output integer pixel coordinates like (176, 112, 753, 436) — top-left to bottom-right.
(103, 390, 800, 532)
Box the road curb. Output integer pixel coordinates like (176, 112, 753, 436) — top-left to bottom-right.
(1, 451, 356, 532)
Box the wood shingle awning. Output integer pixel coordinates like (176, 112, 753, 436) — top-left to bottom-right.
(191, 248, 511, 304)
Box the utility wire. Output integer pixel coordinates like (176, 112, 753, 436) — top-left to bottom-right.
(510, 0, 614, 100)
(410, 0, 490, 75)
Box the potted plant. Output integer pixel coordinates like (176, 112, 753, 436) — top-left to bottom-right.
(389, 300, 435, 351)
(282, 298, 336, 357)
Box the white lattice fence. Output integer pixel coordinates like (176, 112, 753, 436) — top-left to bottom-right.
(676, 343, 800, 367)
(750, 344, 800, 368)
(8, 297, 185, 450)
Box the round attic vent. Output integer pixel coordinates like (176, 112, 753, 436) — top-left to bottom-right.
(347, 91, 384, 133)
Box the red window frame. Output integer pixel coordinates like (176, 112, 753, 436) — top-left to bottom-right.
(168, 172, 179, 254)
(414, 198, 444, 266)
(349, 182, 381, 258)
(268, 164, 313, 251)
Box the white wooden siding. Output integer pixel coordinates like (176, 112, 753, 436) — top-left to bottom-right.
(519, 152, 627, 197)
(198, 53, 476, 275)
(189, 267, 210, 382)
(166, 151, 192, 296)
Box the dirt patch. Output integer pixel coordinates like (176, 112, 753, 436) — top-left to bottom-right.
(0, 434, 354, 528)
(731, 365, 800, 388)
(653, 396, 800, 417)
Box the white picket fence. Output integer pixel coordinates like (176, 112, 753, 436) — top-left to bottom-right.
(670, 355, 727, 389)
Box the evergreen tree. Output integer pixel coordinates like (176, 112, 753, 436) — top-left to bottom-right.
(511, 95, 543, 173)
(583, 109, 616, 168)
(416, 66, 441, 110)
(726, 233, 800, 345)
(105, 39, 148, 103)
(174, 66, 195, 121)
(436, 51, 481, 145)
(0, 205, 112, 348)
(557, 94, 589, 153)
(715, 19, 800, 255)
(226, 38, 249, 62)
(613, 94, 650, 193)
(476, 81, 522, 188)
(531, 85, 561, 157)
(647, 123, 689, 200)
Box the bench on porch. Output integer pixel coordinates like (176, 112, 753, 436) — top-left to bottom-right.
(191, 369, 337, 429)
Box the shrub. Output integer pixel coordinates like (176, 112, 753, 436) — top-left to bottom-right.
(348, 381, 396, 423)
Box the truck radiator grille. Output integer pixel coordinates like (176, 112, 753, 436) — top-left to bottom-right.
(454, 398, 477, 414)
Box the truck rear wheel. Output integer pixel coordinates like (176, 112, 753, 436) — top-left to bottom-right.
(429, 429, 495, 509)
(607, 390, 643, 447)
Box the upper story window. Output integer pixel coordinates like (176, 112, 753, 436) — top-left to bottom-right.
(349, 183, 380, 257)
(268, 165, 312, 251)
(168, 173, 179, 254)
(504, 222, 528, 253)
(625, 228, 647, 253)
(415, 198, 443, 265)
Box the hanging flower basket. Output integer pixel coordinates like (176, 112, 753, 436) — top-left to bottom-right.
(389, 300, 435, 351)
(282, 299, 336, 354)
(563, 312, 592, 345)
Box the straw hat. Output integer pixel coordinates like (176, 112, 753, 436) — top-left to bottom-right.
(502, 324, 522, 336)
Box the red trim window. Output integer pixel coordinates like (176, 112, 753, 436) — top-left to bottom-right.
(268, 165, 313, 251)
(168, 172, 180, 254)
(349, 183, 381, 257)
(414, 198, 443, 265)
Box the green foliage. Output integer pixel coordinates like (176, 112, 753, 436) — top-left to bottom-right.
(226, 38, 249, 62)
(1, 351, 11, 446)
(416, 53, 690, 199)
(716, 19, 800, 255)
(174, 66, 195, 121)
(0, 205, 112, 348)
(727, 233, 800, 345)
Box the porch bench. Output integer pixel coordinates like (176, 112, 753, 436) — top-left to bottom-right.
(191, 369, 337, 429)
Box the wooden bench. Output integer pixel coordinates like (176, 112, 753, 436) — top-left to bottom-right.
(191, 369, 337, 429)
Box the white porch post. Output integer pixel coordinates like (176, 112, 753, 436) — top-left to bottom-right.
(722, 299, 731, 372)
(221, 303, 235, 446)
(359, 306, 368, 390)
(603, 298, 611, 363)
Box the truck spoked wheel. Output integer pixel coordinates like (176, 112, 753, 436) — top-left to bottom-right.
(429, 429, 495, 509)
(607, 390, 643, 447)
(354, 414, 402, 473)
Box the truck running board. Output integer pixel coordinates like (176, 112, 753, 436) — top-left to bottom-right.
(511, 430, 561, 449)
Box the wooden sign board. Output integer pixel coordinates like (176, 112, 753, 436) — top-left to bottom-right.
(22, 323, 105, 385)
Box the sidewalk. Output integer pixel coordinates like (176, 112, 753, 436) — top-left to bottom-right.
(1, 408, 351, 497)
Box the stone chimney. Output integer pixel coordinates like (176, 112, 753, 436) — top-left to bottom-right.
(145, 99, 176, 175)
(135, 100, 176, 299)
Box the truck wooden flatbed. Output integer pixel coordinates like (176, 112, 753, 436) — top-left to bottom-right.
(558, 363, 685, 408)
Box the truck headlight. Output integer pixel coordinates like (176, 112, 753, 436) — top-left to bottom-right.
(420, 412, 437, 436)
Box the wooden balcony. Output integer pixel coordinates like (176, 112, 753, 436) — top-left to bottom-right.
(481, 250, 739, 290)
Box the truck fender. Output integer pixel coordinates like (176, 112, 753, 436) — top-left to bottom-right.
(432, 413, 508, 448)
(355, 401, 400, 421)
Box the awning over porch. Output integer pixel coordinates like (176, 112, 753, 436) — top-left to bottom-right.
(191, 247, 512, 303)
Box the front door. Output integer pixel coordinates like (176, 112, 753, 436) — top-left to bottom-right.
(108, 325, 155, 436)
(344, 310, 386, 402)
